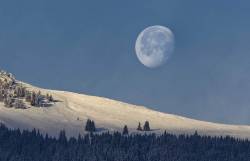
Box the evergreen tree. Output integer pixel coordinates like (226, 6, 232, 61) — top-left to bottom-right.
(123, 125, 129, 135)
(137, 122, 142, 131)
(31, 91, 36, 106)
(46, 93, 54, 102)
(85, 119, 96, 132)
(90, 120, 96, 132)
(0, 122, 249, 161)
(30, 91, 43, 107)
(25, 91, 31, 102)
(35, 91, 42, 106)
(59, 130, 67, 146)
(3, 95, 13, 107)
(143, 121, 150, 131)
(0, 89, 4, 101)
(49, 94, 53, 102)
(14, 86, 25, 98)
(85, 119, 91, 131)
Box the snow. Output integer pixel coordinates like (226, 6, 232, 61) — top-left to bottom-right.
(0, 82, 250, 138)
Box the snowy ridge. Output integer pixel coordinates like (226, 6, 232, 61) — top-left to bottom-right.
(0, 81, 250, 138)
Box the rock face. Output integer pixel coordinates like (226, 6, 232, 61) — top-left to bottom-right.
(0, 70, 250, 138)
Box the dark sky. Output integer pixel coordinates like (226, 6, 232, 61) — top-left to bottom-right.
(1, 0, 250, 125)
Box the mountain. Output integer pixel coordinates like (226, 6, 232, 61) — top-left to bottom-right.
(0, 71, 250, 138)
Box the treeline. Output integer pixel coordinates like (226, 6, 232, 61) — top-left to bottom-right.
(85, 119, 151, 134)
(0, 123, 249, 161)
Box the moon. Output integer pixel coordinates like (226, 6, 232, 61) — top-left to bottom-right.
(135, 25, 175, 68)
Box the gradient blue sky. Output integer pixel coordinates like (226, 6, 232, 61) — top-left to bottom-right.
(1, 0, 250, 124)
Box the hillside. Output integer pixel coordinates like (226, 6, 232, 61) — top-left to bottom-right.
(0, 71, 250, 138)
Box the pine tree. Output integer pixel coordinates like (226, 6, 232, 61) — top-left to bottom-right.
(137, 122, 142, 131)
(25, 91, 31, 102)
(49, 94, 53, 102)
(46, 93, 54, 102)
(3, 95, 13, 108)
(90, 120, 96, 132)
(85, 119, 91, 131)
(123, 125, 129, 135)
(35, 91, 42, 106)
(14, 86, 25, 98)
(30, 91, 43, 107)
(0, 89, 4, 101)
(31, 91, 36, 106)
(59, 130, 67, 146)
(85, 119, 96, 132)
(143, 121, 150, 131)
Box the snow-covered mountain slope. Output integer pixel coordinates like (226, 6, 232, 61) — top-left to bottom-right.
(0, 82, 250, 138)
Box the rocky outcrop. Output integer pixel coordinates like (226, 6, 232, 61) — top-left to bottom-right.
(0, 70, 54, 109)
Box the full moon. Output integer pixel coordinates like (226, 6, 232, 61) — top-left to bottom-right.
(135, 25, 175, 68)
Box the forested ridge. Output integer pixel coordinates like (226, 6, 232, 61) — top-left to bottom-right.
(0, 70, 54, 109)
(0, 124, 249, 161)
(1, 70, 249, 161)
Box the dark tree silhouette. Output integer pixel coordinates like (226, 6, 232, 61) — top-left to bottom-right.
(143, 121, 150, 131)
(85, 119, 96, 132)
(137, 122, 142, 131)
(123, 125, 129, 135)
(0, 123, 249, 161)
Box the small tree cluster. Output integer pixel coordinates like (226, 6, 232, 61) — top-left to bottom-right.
(14, 86, 26, 98)
(46, 93, 54, 102)
(30, 91, 42, 107)
(3, 95, 13, 108)
(25, 91, 53, 107)
(0, 72, 27, 109)
(137, 121, 151, 131)
(1, 85, 50, 109)
(85, 119, 96, 132)
(13, 99, 26, 109)
(0, 71, 54, 109)
(25, 91, 32, 102)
